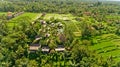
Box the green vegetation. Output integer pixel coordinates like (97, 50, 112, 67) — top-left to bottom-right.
(7, 13, 40, 28)
(89, 34, 120, 63)
(43, 13, 81, 36)
(0, 0, 120, 66)
(0, 12, 6, 16)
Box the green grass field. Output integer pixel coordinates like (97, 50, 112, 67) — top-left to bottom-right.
(0, 12, 6, 16)
(106, 15, 120, 20)
(7, 13, 81, 36)
(7, 13, 40, 28)
(43, 13, 81, 36)
(44, 13, 75, 20)
(89, 34, 120, 63)
(9, 13, 40, 23)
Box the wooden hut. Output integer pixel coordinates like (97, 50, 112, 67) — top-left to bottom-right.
(30, 44, 65, 53)
(7, 11, 13, 20)
(41, 12, 46, 17)
(55, 45, 65, 52)
(84, 12, 91, 16)
(58, 33, 66, 42)
(29, 44, 40, 52)
(41, 45, 50, 53)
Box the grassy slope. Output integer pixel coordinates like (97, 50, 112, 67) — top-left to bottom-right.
(89, 34, 120, 63)
(44, 13, 81, 36)
(0, 12, 6, 16)
(7, 13, 40, 28)
(106, 15, 120, 19)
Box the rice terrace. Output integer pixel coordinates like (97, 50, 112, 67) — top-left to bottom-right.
(0, 0, 120, 66)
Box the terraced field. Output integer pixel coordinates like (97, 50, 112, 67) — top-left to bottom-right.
(44, 13, 75, 20)
(6, 13, 81, 35)
(0, 12, 6, 16)
(106, 15, 120, 19)
(44, 13, 81, 36)
(6, 13, 81, 36)
(7, 13, 40, 29)
(89, 34, 120, 63)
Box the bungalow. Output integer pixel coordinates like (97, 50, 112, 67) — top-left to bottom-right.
(29, 44, 49, 53)
(29, 44, 40, 52)
(84, 12, 91, 16)
(7, 11, 13, 20)
(41, 45, 50, 53)
(45, 33, 50, 38)
(41, 13, 46, 17)
(29, 44, 65, 53)
(7, 11, 24, 20)
(51, 23, 55, 27)
(55, 45, 65, 52)
(32, 37, 41, 44)
(59, 33, 66, 42)
(40, 20, 46, 25)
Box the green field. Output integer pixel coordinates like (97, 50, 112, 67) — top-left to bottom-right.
(106, 15, 120, 19)
(7, 13, 81, 36)
(0, 12, 6, 16)
(43, 13, 81, 36)
(89, 34, 120, 63)
(7, 13, 40, 28)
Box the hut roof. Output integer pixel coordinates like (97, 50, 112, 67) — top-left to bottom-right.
(55, 48, 65, 51)
(55, 45, 65, 51)
(41, 45, 49, 49)
(35, 37, 41, 41)
(29, 46, 40, 51)
(29, 44, 40, 52)
(59, 34, 66, 42)
(29, 44, 65, 53)
(7, 12, 12, 16)
(42, 49, 49, 52)
(56, 45, 64, 48)
(41, 45, 50, 52)
(55, 45, 65, 52)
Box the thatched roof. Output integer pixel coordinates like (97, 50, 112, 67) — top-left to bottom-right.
(55, 48, 65, 52)
(41, 45, 50, 52)
(29, 45, 65, 53)
(29, 44, 40, 51)
(55, 45, 65, 52)
(7, 11, 12, 16)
